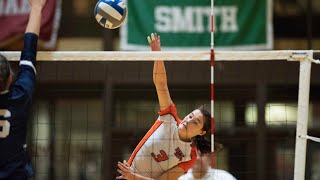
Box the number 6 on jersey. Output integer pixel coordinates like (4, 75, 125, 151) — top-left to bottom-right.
(0, 109, 11, 138)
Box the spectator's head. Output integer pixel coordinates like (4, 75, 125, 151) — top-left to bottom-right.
(190, 150, 213, 179)
(0, 54, 13, 92)
(194, 150, 212, 173)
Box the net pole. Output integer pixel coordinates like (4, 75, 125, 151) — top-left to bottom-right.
(210, 0, 215, 169)
(293, 51, 313, 180)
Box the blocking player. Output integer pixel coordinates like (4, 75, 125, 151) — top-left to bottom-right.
(0, 0, 47, 179)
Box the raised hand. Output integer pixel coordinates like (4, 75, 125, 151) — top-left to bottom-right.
(26, 0, 47, 35)
(29, 0, 47, 9)
(147, 33, 161, 51)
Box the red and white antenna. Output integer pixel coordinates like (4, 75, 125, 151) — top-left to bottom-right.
(210, 0, 215, 169)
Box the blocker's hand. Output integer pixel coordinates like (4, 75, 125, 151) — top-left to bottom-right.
(147, 33, 161, 51)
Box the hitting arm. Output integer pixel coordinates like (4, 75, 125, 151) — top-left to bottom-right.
(149, 33, 172, 111)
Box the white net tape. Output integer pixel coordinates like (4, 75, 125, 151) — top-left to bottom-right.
(1, 50, 319, 62)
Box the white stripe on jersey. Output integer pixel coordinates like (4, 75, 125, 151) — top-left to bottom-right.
(20, 60, 36, 75)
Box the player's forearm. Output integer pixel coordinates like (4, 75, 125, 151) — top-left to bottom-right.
(25, 5, 43, 36)
(153, 61, 168, 88)
(21, 33, 38, 63)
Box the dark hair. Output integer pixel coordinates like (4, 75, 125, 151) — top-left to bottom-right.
(0, 54, 11, 91)
(191, 107, 223, 154)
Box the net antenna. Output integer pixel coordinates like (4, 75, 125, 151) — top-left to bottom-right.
(2, 50, 320, 180)
(210, 0, 216, 169)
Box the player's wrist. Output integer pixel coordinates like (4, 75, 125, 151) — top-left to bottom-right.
(30, 5, 44, 12)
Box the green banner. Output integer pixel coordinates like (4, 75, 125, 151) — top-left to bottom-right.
(120, 0, 272, 50)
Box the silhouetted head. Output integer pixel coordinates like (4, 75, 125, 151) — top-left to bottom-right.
(0, 54, 13, 92)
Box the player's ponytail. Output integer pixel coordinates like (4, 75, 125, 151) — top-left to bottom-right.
(193, 134, 211, 154)
(0, 54, 11, 91)
(191, 107, 223, 154)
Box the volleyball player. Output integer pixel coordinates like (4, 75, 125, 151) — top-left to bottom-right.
(178, 149, 236, 180)
(0, 0, 46, 179)
(116, 33, 221, 180)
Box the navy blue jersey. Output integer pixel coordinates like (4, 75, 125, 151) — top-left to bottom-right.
(0, 33, 37, 178)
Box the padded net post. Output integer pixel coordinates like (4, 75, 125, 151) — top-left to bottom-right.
(293, 51, 312, 180)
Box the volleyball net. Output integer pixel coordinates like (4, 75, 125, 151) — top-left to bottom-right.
(3, 50, 319, 61)
(1, 50, 319, 179)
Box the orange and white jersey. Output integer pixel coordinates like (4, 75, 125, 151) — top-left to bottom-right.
(128, 103, 197, 179)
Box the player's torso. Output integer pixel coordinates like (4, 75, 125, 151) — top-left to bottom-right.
(0, 90, 30, 163)
(131, 120, 192, 178)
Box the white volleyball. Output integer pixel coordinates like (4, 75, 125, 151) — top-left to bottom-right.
(94, 0, 127, 29)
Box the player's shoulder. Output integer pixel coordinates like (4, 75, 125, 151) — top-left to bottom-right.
(158, 113, 177, 122)
(158, 103, 180, 123)
(158, 103, 178, 116)
(8, 81, 34, 101)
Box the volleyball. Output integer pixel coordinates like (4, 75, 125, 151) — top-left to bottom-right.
(94, 0, 127, 29)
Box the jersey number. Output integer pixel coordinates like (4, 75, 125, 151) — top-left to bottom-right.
(0, 109, 11, 138)
(151, 150, 169, 162)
